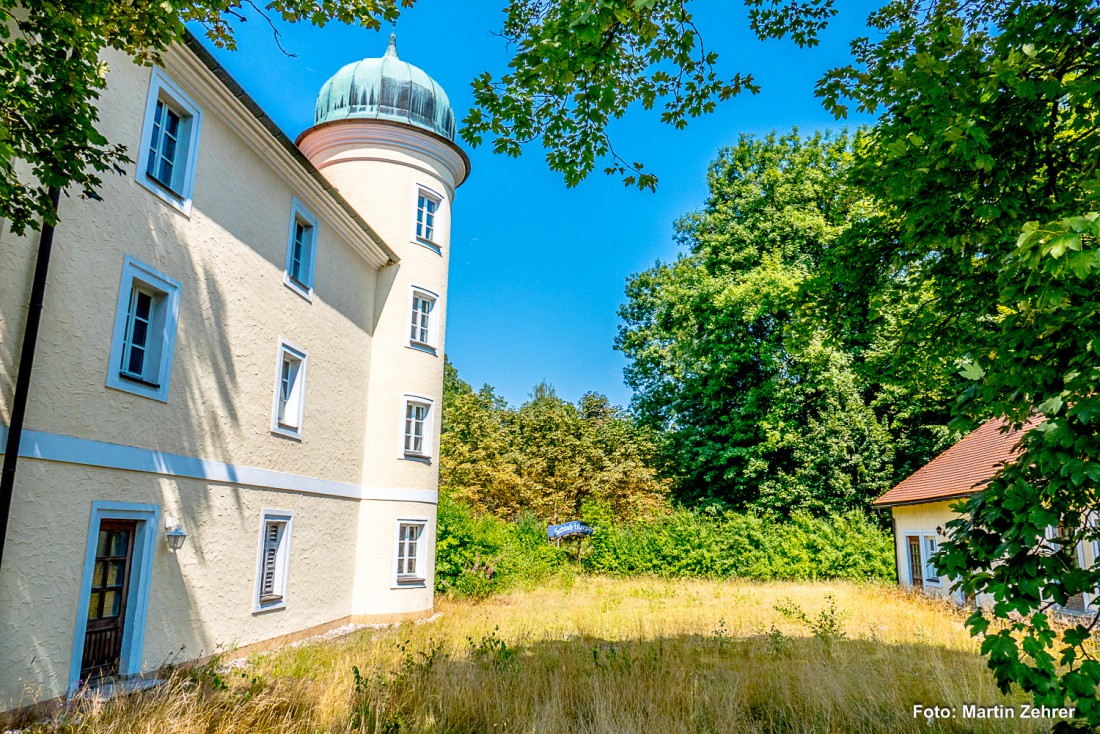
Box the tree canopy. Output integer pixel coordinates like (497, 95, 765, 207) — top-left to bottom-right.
(440, 360, 668, 522)
(617, 129, 957, 516)
(810, 0, 1100, 723)
(0, 0, 840, 235)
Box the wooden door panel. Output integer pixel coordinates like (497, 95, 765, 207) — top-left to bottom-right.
(907, 536, 924, 587)
(80, 520, 136, 683)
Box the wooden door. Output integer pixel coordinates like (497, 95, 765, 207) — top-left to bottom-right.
(907, 536, 924, 588)
(80, 520, 136, 683)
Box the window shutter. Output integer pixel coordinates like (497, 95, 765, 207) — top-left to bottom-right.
(261, 522, 280, 600)
(284, 359, 303, 427)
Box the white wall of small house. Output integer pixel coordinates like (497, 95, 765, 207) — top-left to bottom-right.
(893, 499, 1100, 613)
(891, 500, 961, 600)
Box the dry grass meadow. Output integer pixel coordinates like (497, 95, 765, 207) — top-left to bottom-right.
(23, 577, 1059, 734)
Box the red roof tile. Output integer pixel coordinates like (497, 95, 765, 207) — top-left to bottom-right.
(873, 417, 1043, 508)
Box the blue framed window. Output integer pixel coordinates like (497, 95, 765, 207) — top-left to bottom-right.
(283, 199, 319, 300)
(136, 69, 202, 215)
(271, 341, 308, 439)
(107, 256, 182, 402)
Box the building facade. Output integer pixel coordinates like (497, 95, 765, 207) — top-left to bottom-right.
(0, 32, 467, 711)
(871, 417, 1100, 612)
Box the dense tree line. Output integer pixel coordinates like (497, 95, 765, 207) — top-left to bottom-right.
(440, 360, 668, 522)
(617, 130, 958, 517)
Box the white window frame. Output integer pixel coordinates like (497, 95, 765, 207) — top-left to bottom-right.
(283, 198, 319, 301)
(271, 341, 308, 439)
(136, 68, 203, 216)
(411, 185, 444, 254)
(400, 394, 434, 461)
(921, 532, 941, 586)
(407, 285, 440, 354)
(1046, 524, 1096, 612)
(903, 531, 942, 588)
(106, 256, 182, 402)
(392, 518, 429, 588)
(253, 510, 294, 613)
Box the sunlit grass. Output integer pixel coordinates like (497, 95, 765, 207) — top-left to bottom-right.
(27, 577, 1053, 733)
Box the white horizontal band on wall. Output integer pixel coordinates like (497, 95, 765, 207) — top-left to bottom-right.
(0, 427, 437, 505)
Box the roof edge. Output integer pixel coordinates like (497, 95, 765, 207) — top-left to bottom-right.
(873, 491, 978, 509)
(181, 30, 400, 266)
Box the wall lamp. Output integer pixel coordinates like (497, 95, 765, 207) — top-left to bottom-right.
(165, 514, 189, 551)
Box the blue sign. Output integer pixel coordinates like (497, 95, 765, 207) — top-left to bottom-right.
(548, 521, 594, 540)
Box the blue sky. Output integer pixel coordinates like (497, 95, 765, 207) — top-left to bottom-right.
(193, 1, 877, 408)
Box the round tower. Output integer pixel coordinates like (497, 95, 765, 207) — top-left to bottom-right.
(297, 35, 469, 618)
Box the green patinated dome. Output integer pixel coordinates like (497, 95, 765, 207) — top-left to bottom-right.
(314, 34, 456, 141)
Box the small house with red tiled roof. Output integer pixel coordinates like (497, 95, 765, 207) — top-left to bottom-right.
(873, 418, 1041, 600)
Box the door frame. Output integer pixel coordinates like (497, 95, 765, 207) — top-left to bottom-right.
(905, 534, 924, 588)
(903, 531, 943, 590)
(68, 501, 159, 696)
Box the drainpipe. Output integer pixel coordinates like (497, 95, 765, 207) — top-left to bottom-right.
(0, 186, 62, 571)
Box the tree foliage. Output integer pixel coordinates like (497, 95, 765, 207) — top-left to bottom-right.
(617, 130, 955, 516)
(811, 0, 1100, 725)
(440, 363, 668, 522)
(1, 0, 843, 235)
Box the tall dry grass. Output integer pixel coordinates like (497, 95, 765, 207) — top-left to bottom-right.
(23, 578, 1055, 733)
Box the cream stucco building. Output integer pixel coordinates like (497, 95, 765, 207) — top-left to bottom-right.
(0, 32, 467, 712)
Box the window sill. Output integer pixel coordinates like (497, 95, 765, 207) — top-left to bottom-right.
(402, 452, 432, 465)
(271, 424, 303, 441)
(252, 600, 287, 615)
(107, 376, 170, 403)
(137, 173, 192, 217)
(283, 273, 314, 302)
(407, 342, 438, 356)
(412, 238, 442, 255)
(393, 577, 427, 589)
(119, 373, 161, 389)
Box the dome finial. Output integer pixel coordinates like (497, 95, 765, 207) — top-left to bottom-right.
(385, 31, 398, 58)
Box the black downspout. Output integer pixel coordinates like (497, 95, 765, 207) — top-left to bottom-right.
(0, 186, 62, 571)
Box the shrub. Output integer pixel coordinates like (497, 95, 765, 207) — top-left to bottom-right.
(437, 496, 895, 597)
(581, 508, 893, 582)
(435, 493, 569, 596)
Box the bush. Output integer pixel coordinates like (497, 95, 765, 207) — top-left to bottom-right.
(581, 508, 894, 582)
(436, 496, 895, 597)
(435, 494, 570, 597)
